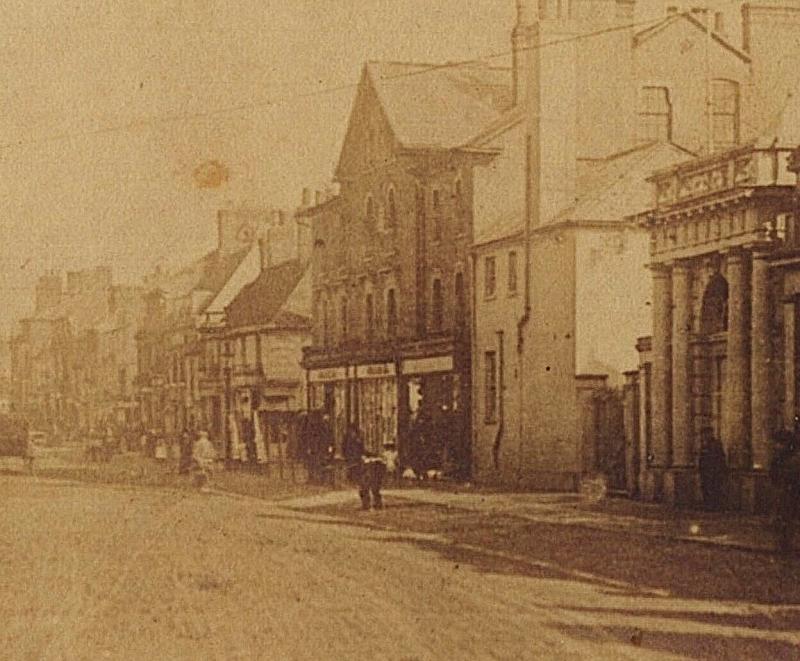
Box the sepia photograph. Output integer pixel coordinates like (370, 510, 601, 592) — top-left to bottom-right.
(2, 0, 800, 658)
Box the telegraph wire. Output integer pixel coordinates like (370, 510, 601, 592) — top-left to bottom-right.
(0, 13, 671, 154)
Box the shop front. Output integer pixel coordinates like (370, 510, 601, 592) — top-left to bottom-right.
(354, 362, 398, 455)
(399, 354, 469, 479)
(308, 366, 349, 456)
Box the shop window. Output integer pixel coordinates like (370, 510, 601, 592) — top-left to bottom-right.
(712, 79, 739, 151)
(431, 279, 443, 332)
(637, 86, 672, 145)
(484, 351, 497, 423)
(484, 256, 497, 299)
(387, 288, 397, 338)
(386, 186, 398, 229)
(365, 293, 374, 340)
(508, 250, 518, 294)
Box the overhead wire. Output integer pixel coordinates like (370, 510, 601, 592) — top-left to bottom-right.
(0, 13, 670, 154)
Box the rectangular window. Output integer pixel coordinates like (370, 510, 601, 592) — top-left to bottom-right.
(637, 86, 671, 145)
(484, 256, 496, 299)
(484, 351, 497, 423)
(508, 251, 518, 294)
(712, 79, 739, 151)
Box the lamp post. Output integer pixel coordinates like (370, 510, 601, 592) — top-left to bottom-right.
(221, 340, 234, 467)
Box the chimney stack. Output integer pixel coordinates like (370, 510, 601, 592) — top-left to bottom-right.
(512, 0, 538, 108)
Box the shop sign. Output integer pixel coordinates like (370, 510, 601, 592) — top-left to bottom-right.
(355, 362, 396, 379)
(402, 355, 453, 375)
(309, 367, 347, 383)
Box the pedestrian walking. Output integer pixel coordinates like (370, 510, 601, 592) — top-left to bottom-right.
(192, 430, 217, 492)
(698, 427, 727, 512)
(770, 425, 800, 554)
(343, 427, 387, 510)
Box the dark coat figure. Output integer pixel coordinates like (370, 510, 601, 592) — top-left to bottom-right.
(343, 428, 386, 510)
(240, 417, 257, 466)
(178, 428, 194, 474)
(343, 427, 364, 485)
(770, 428, 800, 553)
(301, 412, 333, 484)
(698, 428, 727, 512)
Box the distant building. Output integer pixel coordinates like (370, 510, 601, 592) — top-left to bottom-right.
(9, 266, 142, 433)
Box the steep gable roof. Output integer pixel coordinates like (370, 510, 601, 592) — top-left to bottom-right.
(225, 259, 310, 330)
(634, 12, 750, 63)
(358, 60, 511, 151)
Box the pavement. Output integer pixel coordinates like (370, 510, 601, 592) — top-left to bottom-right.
(282, 484, 776, 554)
(3, 474, 800, 660)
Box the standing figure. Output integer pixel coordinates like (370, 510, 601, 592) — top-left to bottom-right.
(178, 427, 194, 474)
(770, 426, 800, 554)
(343, 427, 364, 487)
(698, 427, 727, 512)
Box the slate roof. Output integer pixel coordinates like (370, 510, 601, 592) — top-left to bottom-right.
(365, 61, 512, 149)
(225, 259, 310, 330)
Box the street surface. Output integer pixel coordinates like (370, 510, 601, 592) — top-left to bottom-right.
(2, 471, 800, 660)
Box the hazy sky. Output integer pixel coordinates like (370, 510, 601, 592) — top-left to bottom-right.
(0, 0, 742, 334)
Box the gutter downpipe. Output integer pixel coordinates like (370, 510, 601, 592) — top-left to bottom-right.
(516, 20, 541, 486)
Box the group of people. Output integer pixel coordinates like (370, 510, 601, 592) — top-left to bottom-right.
(141, 427, 218, 491)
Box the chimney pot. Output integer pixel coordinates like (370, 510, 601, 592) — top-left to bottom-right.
(315, 191, 323, 206)
(302, 188, 312, 207)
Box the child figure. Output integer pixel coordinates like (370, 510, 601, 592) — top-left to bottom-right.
(382, 440, 399, 487)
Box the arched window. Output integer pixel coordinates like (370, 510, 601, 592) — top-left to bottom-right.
(365, 195, 376, 225)
(712, 79, 740, 151)
(431, 278, 443, 332)
(386, 186, 398, 228)
(365, 293, 374, 340)
(701, 274, 729, 335)
(386, 288, 398, 338)
(432, 189, 442, 241)
(637, 86, 672, 145)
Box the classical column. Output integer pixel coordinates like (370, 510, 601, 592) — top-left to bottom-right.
(671, 260, 693, 466)
(651, 264, 673, 467)
(750, 252, 771, 470)
(722, 249, 751, 469)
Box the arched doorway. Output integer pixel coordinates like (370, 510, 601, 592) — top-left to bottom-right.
(696, 274, 729, 442)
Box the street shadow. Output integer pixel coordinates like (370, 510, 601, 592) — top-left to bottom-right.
(289, 500, 800, 605)
(550, 621, 799, 660)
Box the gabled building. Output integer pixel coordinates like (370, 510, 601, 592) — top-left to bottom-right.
(299, 55, 513, 477)
(221, 256, 311, 465)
